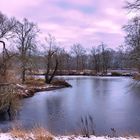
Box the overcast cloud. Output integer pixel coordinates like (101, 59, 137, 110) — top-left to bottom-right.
(0, 0, 134, 49)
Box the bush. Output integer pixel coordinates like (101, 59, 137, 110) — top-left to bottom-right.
(111, 72, 122, 76)
(11, 126, 53, 140)
(0, 84, 20, 120)
(11, 126, 28, 139)
(133, 74, 140, 81)
(51, 79, 72, 87)
(25, 77, 45, 86)
(32, 127, 53, 140)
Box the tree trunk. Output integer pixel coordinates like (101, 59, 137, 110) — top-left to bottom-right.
(45, 59, 58, 84)
(48, 59, 58, 84)
(45, 73, 49, 84)
(21, 68, 26, 84)
(0, 40, 8, 82)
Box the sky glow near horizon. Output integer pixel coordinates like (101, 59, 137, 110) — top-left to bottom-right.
(0, 0, 135, 49)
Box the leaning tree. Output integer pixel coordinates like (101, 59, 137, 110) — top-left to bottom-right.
(43, 34, 59, 84)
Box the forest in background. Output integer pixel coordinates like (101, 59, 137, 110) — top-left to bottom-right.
(0, 0, 140, 84)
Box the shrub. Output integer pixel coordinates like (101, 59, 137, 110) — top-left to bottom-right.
(25, 77, 45, 86)
(111, 72, 122, 76)
(32, 127, 53, 140)
(11, 126, 28, 139)
(51, 79, 72, 87)
(133, 74, 140, 81)
(0, 84, 20, 120)
(11, 126, 53, 140)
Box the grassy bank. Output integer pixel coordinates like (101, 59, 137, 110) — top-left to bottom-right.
(16, 77, 72, 98)
(0, 78, 71, 119)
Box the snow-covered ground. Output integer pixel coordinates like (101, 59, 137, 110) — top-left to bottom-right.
(55, 136, 139, 140)
(0, 133, 139, 140)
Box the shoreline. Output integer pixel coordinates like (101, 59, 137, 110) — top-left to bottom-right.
(16, 82, 72, 98)
(0, 79, 72, 115)
(0, 133, 139, 140)
(16, 74, 134, 98)
(34, 73, 133, 77)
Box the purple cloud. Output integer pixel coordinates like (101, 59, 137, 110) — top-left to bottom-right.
(0, 0, 130, 49)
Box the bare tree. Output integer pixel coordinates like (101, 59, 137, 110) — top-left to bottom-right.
(100, 43, 112, 74)
(57, 48, 71, 73)
(43, 34, 59, 84)
(90, 43, 112, 74)
(14, 18, 39, 84)
(125, 0, 140, 11)
(116, 45, 127, 69)
(71, 43, 86, 71)
(0, 12, 16, 39)
(90, 47, 100, 73)
(124, 17, 140, 71)
(0, 12, 16, 83)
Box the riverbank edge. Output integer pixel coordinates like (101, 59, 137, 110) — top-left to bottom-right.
(16, 74, 135, 98)
(0, 133, 139, 140)
(35, 73, 133, 77)
(16, 82, 72, 98)
(33, 70, 135, 77)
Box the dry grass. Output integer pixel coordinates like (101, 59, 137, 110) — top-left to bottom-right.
(133, 74, 140, 81)
(25, 77, 46, 87)
(0, 85, 20, 118)
(10, 127, 29, 139)
(10, 126, 54, 140)
(51, 79, 72, 87)
(32, 127, 53, 140)
(111, 72, 122, 76)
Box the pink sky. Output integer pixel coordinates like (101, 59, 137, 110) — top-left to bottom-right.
(0, 0, 135, 49)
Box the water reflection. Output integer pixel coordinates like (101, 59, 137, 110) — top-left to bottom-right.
(1, 76, 140, 136)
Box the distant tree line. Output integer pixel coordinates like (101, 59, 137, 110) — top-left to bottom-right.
(0, 8, 139, 84)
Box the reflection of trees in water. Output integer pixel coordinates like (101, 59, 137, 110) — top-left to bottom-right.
(92, 78, 110, 95)
(127, 81, 140, 96)
(0, 112, 9, 121)
(125, 78, 140, 95)
(46, 97, 62, 117)
(46, 96, 67, 134)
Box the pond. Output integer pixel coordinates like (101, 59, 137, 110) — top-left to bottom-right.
(1, 76, 140, 136)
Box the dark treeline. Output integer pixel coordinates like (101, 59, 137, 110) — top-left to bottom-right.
(35, 43, 129, 73)
(0, 1, 140, 84)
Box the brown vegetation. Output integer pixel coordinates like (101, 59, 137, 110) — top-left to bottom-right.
(0, 85, 20, 119)
(32, 127, 53, 140)
(10, 126, 53, 140)
(111, 72, 122, 76)
(133, 74, 140, 81)
(51, 79, 72, 87)
(11, 127, 28, 139)
(25, 77, 46, 87)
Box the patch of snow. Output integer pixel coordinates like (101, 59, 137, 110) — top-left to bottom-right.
(16, 84, 26, 89)
(0, 133, 139, 140)
(0, 133, 19, 140)
(54, 136, 139, 140)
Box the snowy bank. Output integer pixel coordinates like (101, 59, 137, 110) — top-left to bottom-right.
(0, 133, 139, 140)
(55, 136, 139, 140)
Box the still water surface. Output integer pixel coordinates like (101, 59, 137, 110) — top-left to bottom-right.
(1, 76, 140, 136)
